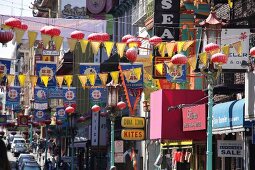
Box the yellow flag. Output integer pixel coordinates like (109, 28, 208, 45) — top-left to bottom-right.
(18, 74, 26, 87)
(104, 41, 114, 57)
(159, 42, 166, 57)
(188, 55, 197, 70)
(232, 41, 242, 56)
(123, 70, 131, 81)
(41, 75, 49, 87)
(110, 71, 119, 84)
(222, 45, 230, 56)
(1, 24, 11, 30)
(155, 63, 164, 75)
(67, 38, 77, 52)
(78, 75, 87, 89)
(80, 39, 89, 53)
(128, 42, 138, 48)
(56, 76, 64, 88)
(177, 41, 185, 53)
(64, 75, 73, 89)
(28, 31, 38, 48)
(116, 43, 126, 58)
(14, 28, 25, 44)
(41, 34, 51, 48)
(99, 73, 108, 86)
(199, 52, 207, 65)
(166, 42, 176, 57)
(7, 74, 15, 86)
(52, 36, 63, 51)
(91, 42, 101, 55)
(87, 74, 96, 86)
(183, 41, 194, 51)
(30, 75, 38, 87)
(133, 68, 142, 80)
(228, 0, 233, 8)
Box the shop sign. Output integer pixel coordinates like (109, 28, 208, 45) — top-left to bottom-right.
(91, 112, 99, 146)
(182, 104, 206, 131)
(121, 129, 145, 140)
(121, 117, 145, 128)
(42, 50, 60, 56)
(115, 140, 124, 153)
(252, 123, 255, 144)
(217, 140, 244, 157)
(114, 153, 124, 163)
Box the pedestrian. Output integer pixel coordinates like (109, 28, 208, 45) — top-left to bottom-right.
(0, 139, 11, 170)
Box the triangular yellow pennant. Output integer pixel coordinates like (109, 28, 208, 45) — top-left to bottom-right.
(18, 74, 26, 87)
(91, 42, 101, 55)
(222, 45, 230, 56)
(78, 75, 87, 89)
(80, 39, 89, 53)
(41, 34, 51, 48)
(98, 73, 108, 86)
(199, 52, 207, 65)
(177, 41, 186, 53)
(0, 73, 3, 82)
(128, 42, 138, 48)
(14, 28, 25, 44)
(133, 68, 142, 80)
(116, 43, 126, 58)
(29, 75, 38, 87)
(7, 74, 15, 86)
(155, 63, 164, 75)
(123, 70, 131, 81)
(52, 36, 63, 51)
(64, 75, 73, 89)
(228, 0, 233, 8)
(28, 31, 38, 48)
(67, 38, 77, 52)
(110, 71, 119, 84)
(41, 75, 49, 87)
(159, 42, 166, 57)
(1, 24, 11, 30)
(188, 55, 197, 70)
(104, 41, 114, 57)
(232, 41, 242, 56)
(87, 74, 96, 86)
(166, 42, 176, 57)
(56, 76, 64, 88)
(183, 41, 194, 51)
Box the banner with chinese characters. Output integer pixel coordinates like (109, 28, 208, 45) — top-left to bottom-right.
(36, 61, 56, 87)
(63, 87, 76, 105)
(89, 87, 107, 108)
(80, 63, 101, 86)
(119, 63, 143, 116)
(6, 86, 20, 102)
(56, 107, 68, 127)
(0, 59, 11, 75)
(34, 87, 48, 103)
(48, 87, 63, 99)
(33, 109, 49, 122)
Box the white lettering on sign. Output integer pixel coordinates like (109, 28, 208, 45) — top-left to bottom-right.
(217, 140, 244, 157)
(162, 14, 174, 24)
(161, 0, 172, 9)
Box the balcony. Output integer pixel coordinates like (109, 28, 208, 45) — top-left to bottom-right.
(132, 0, 147, 26)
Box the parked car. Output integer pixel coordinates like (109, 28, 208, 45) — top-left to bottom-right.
(16, 154, 35, 170)
(6, 134, 22, 150)
(11, 138, 26, 152)
(13, 143, 28, 157)
(20, 160, 40, 170)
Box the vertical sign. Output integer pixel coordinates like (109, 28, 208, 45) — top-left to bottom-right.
(91, 112, 99, 146)
(252, 123, 255, 144)
(99, 116, 107, 146)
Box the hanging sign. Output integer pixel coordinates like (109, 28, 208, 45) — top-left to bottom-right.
(121, 117, 145, 129)
(217, 140, 244, 157)
(42, 50, 60, 56)
(153, 57, 172, 79)
(56, 107, 68, 127)
(18, 115, 29, 126)
(33, 109, 49, 122)
(89, 87, 107, 107)
(165, 64, 186, 83)
(36, 61, 56, 87)
(0, 59, 11, 75)
(80, 63, 101, 86)
(121, 129, 145, 140)
(34, 87, 48, 103)
(48, 87, 64, 99)
(63, 87, 76, 105)
(6, 86, 20, 102)
(91, 112, 99, 146)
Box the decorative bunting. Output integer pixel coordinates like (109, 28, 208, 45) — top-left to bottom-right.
(116, 43, 126, 58)
(18, 74, 26, 87)
(14, 28, 26, 44)
(177, 41, 185, 53)
(78, 75, 87, 89)
(41, 34, 51, 48)
(80, 39, 89, 53)
(91, 42, 101, 55)
(64, 75, 73, 89)
(159, 42, 166, 57)
(30, 75, 38, 87)
(110, 71, 119, 84)
(155, 63, 164, 75)
(52, 36, 64, 51)
(56, 76, 64, 88)
(166, 42, 176, 57)
(228, 0, 233, 8)
(28, 31, 38, 48)
(98, 73, 108, 86)
(122, 70, 131, 81)
(128, 42, 138, 48)
(87, 74, 96, 86)
(67, 38, 77, 52)
(188, 55, 197, 70)
(183, 41, 194, 51)
(133, 68, 142, 81)
(222, 45, 230, 56)
(6, 74, 15, 86)
(104, 41, 114, 57)
(232, 41, 242, 56)
(41, 75, 49, 87)
(199, 52, 207, 65)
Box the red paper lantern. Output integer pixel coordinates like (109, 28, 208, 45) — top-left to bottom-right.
(0, 30, 14, 44)
(100, 32, 110, 42)
(211, 53, 228, 65)
(126, 47, 138, 63)
(4, 17, 21, 28)
(149, 36, 162, 46)
(56, 120, 62, 126)
(45, 26, 61, 37)
(171, 54, 188, 65)
(250, 47, 255, 57)
(16, 23, 28, 30)
(40, 26, 50, 34)
(122, 34, 135, 43)
(44, 119, 51, 125)
(204, 43, 220, 53)
(70, 30, 84, 40)
(127, 38, 142, 47)
(117, 101, 126, 110)
(92, 105, 101, 112)
(77, 116, 86, 123)
(65, 106, 75, 115)
(88, 33, 100, 41)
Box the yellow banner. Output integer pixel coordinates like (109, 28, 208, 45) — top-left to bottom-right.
(104, 41, 114, 57)
(41, 75, 49, 87)
(18, 74, 26, 87)
(116, 43, 126, 58)
(166, 42, 176, 57)
(7, 74, 15, 86)
(155, 63, 164, 75)
(123, 70, 131, 81)
(14, 28, 26, 44)
(188, 55, 197, 70)
(99, 73, 108, 86)
(177, 41, 185, 53)
(133, 68, 142, 81)
(183, 41, 194, 51)
(52, 36, 63, 51)
(56, 76, 64, 88)
(41, 34, 51, 48)
(78, 75, 87, 89)
(222, 45, 230, 56)
(64, 75, 73, 89)
(28, 31, 38, 48)
(91, 42, 101, 55)
(159, 42, 166, 57)
(67, 38, 77, 52)
(87, 74, 96, 86)
(110, 71, 119, 84)
(30, 75, 38, 87)
(232, 41, 242, 56)
(199, 52, 207, 65)
(80, 39, 89, 53)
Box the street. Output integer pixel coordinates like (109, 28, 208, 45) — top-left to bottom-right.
(7, 151, 18, 170)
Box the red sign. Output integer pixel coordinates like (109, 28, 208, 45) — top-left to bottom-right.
(182, 104, 206, 131)
(18, 115, 29, 127)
